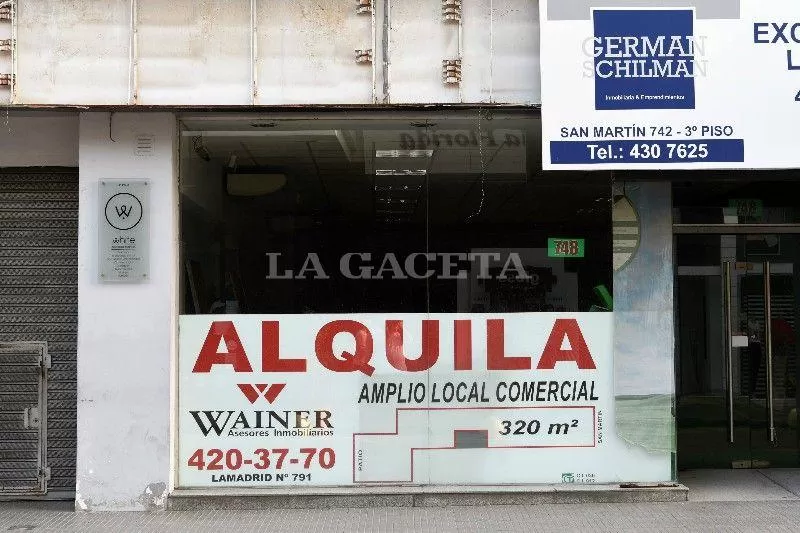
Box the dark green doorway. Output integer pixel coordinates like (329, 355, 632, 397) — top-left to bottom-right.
(674, 180, 800, 469)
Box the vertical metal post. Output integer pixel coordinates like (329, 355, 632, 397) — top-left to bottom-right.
(371, 0, 377, 103)
(764, 261, 776, 443)
(457, 1, 463, 102)
(724, 261, 735, 443)
(10, 0, 17, 103)
(382, 0, 390, 103)
(128, 0, 139, 105)
(251, 0, 258, 105)
(489, 0, 494, 102)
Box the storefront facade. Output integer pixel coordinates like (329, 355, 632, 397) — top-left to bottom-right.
(0, 0, 798, 511)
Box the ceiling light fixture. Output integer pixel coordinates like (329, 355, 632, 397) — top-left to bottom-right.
(375, 150, 434, 158)
(375, 169, 428, 176)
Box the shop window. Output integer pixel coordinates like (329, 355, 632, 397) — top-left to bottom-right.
(179, 112, 612, 315)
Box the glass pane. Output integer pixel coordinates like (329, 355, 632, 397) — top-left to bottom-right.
(180, 125, 429, 315)
(675, 236, 749, 468)
(675, 233, 800, 468)
(176, 112, 629, 491)
(180, 116, 612, 316)
(427, 172, 612, 313)
(737, 255, 800, 467)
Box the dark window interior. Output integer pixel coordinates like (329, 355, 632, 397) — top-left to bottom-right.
(180, 112, 612, 315)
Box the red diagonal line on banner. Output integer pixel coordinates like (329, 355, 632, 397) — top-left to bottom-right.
(237, 384, 260, 404)
(255, 384, 268, 393)
(263, 384, 286, 404)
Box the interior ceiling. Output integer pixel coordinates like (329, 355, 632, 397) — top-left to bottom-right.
(179, 114, 800, 227)
(180, 114, 611, 226)
(193, 135, 349, 170)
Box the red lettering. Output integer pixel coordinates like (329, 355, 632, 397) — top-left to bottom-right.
(315, 321, 375, 376)
(487, 319, 530, 370)
(454, 320, 472, 370)
(192, 321, 253, 373)
(261, 321, 306, 372)
(537, 319, 596, 370)
(386, 320, 439, 372)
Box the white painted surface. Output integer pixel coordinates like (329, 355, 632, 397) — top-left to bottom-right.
(0, 113, 79, 167)
(389, 0, 461, 104)
(470, 0, 540, 104)
(390, 0, 541, 104)
(137, 1, 251, 105)
(256, 0, 374, 104)
(9, 0, 542, 106)
(15, 1, 131, 105)
(76, 112, 177, 511)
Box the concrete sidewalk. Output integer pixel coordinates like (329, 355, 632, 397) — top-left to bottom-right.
(3, 470, 800, 532)
(683, 469, 800, 502)
(2, 501, 800, 532)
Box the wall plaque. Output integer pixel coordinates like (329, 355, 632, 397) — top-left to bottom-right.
(99, 180, 149, 282)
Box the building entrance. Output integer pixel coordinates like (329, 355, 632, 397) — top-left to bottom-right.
(674, 180, 800, 469)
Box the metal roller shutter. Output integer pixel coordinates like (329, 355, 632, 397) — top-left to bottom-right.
(0, 170, 77, 498)
(0, 343, 47, 496)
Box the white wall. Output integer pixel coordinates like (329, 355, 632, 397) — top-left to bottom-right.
(10, 0, 541, 105)
(76, 112, 177, 511)
(137, 0, 251, 105)
(15, 0, 131, 105)
(0, 112, 79, 167)
(256, 0, 374, 104)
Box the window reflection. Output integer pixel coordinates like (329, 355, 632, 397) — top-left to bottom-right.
(180, 113, 612, 315)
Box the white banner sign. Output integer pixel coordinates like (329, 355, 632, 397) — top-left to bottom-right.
(178, 313, 669, 489)
(540, 1, 800, 170)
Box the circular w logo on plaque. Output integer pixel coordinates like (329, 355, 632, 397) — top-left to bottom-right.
(105, 193, 143, 231)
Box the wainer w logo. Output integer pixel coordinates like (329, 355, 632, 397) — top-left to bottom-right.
(237, 383, 286, 404)
(115, 205, 134, 219)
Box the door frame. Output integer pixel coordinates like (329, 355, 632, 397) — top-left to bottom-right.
(675, 224, 800, 234)
(673, 224, 800, 468)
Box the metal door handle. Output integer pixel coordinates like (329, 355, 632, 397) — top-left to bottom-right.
(764, 261, 776, 443)
(22, 406, 40, 429)
(724, 261, 734, 443)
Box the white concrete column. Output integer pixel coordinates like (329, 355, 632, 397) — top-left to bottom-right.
(76, 112, 177, 511)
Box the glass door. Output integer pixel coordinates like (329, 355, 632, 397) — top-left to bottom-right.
(676, 233, 800, 469)
(742, 261, 800, 467)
